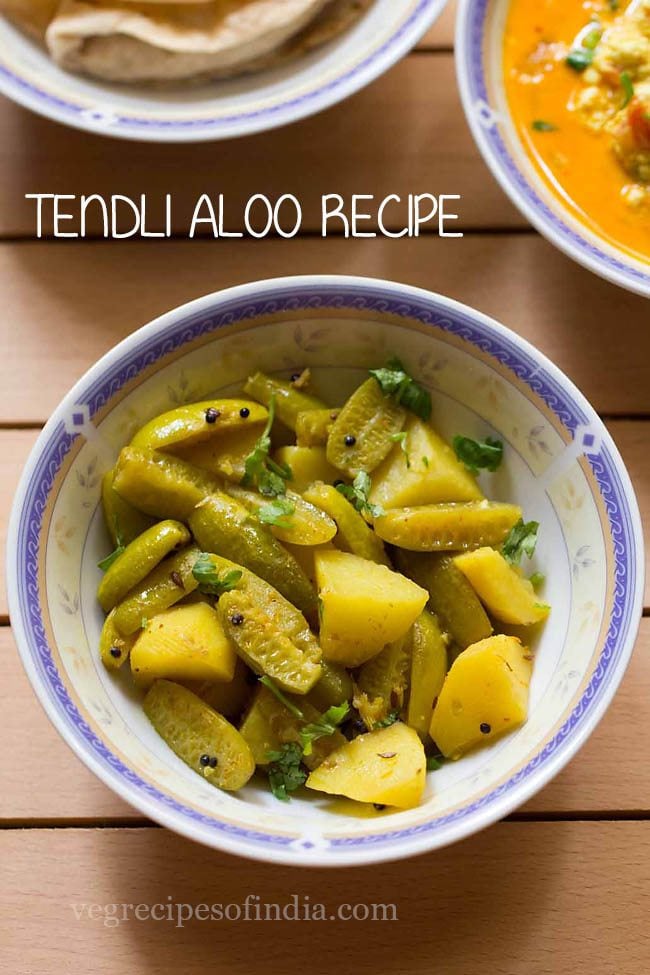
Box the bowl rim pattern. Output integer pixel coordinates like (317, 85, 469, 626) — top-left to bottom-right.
(456, 0, 650, 297)
(0, 0, 447, 142)
(7, 275, 644, 866)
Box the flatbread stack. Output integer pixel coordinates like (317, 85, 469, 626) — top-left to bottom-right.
(0, 0, 373, 82)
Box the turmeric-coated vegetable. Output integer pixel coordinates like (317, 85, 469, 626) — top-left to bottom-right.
(303, 482, 390, 566)
(224, 483, 337, 547)
(130, 603, 237, 687)
(274, 445, 340, 492)
(326, 378, 406, 477)
(315, 550, 427, 667)
(244, 372, 326, 431)
(394, 551, 493, 649)
(112, 545, 201, 635)
(369, 416, 484, 510)
(429, 635, 532, 759)
(131, 399, 267, 452)
(306, 723, 427, 809)
(189, 495, 317, 616)
(101, 469, 154, 546)
(144, 680, 255, 791)
(240, 685, 345, 769)
(374, 501, 522, 552)
(407, 611, 449, 736)
(99, 607, 138, 670)
(206, 554, 322, 695)
(98, 519, 190, 612)
(454, 547, 551, 626)
(356, 634, 412, 728)
(113, 448, 220, 522)
(295, 408, 340, 447)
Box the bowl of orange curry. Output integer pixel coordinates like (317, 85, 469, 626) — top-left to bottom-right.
(457, 0, 650, 296)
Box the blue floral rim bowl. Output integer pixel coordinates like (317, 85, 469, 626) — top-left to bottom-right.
(0, 0, 447, 142)
(7, 275, 644, 866)
(456, 0, 650, 297)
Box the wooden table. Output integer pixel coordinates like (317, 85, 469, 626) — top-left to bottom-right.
(2, 7, 649, 972)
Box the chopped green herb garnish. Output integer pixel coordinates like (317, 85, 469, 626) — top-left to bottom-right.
(390, 431, 411, 468)
(502, 519, 540, 565)
(375, 710, 400, 729)
(453, 435, 503, 475)
(336, 471, 384, 519)
(620, 71, 635, 107)
(566, 23, 601, 72)
(259, 676, 305, 721)
(608, 0, 619, 10)
(141, 617, 149, 630)
(97, 543, 125, 572)
(422, 455, 430, 468)
(257, 496, 296, 528)
(267, 743, 307, 802)
(426, 755, 444, 772)
(532, 119, 558, 132)
(369, 357, 432, 421)
(300, 702, 350, 756)
(530, 571, 546, 590)
(242, 396, 292, 497)
(192, 553, 242, 596)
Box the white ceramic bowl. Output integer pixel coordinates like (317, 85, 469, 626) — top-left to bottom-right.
(0, 1, 447, 141)
(456, 0, 650, 297)
(8, 275, 644, 866)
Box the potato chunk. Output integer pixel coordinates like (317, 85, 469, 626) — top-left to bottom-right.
(306, 723, 427, 809)
(315, 550, 428, 667)
(131, 603, 237, 687)
(274, 446, 340, 493)
(369, 417, 483, 510)
(429, 635, 532, 759)
(454, 547, 550, 625)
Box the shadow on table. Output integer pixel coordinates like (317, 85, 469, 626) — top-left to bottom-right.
(92, 820, 560, 973)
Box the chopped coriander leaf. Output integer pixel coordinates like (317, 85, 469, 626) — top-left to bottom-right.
(192, 553, 242, 596)
(97, 543, 125, 572)
(453, 435, 503, 475)
(259, 676, 305, 721)
(242, 395, 292, 497)
(390, 431, 411, 468)
(532, 119, 558, 132)
(369, 357, 432, 421)
(300, 702, 350, 756)
(267, 743, 307, 801)
(566, 49, 594, 71)
(426, 755, 444, 772)
(566, 23, 601, 72)
(141, 617, 149, 630)
(502, 519, 539, 565)
(375, 710, 400, 729)
(529, 571, 546, 590)
(620, 71, 634, 107)
(258, 496, 296, 529)
(422, 455, 430, 468)
(336, 471, 385, 519)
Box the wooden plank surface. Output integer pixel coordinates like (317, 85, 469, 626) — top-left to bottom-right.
(1, 237, 650, 425)
(421, 1, 456, 48)
(0, 54, 521, 239)
(2, 619, 648, 823)
(2, 823, 649, 974)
